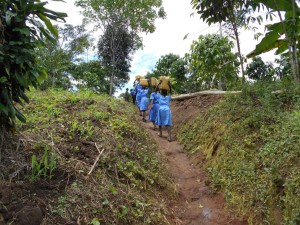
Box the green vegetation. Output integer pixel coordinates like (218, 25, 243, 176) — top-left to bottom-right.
(146, 53, 188, 94)
(178, 82, 300, 224)
(16, 89, 172, 224)
(0, 0, 66, 130)
(75, 0, 166, 95)
(31, 145, 57, 181)
(186, 34, 240, 91)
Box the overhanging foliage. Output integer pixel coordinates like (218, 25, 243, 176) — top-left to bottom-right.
(0, 0, 66, 129)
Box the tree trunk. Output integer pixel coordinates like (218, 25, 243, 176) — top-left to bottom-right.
(232, 21, 245, 84)
(109, 69, 114, 96)
(291, 0, 299, 83)
(274, 0, 299, 83)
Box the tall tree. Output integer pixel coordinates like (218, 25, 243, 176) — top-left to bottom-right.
(75, 0, 166, 95)
(97, 22, 137, 95)
(0, 0, 66, 130)
(186, 34, 239, 91)
(191, 0, 257, 84)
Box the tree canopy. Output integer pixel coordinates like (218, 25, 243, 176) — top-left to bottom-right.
(75, 0, 166, 95)
(186, 34, 239, 91)
(246, 56, 274, 81)
(247, 0, 300, 83)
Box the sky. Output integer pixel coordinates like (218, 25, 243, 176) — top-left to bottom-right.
(47, 0, 277, 95)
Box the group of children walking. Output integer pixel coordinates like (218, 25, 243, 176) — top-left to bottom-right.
(129, 77, 173, 142)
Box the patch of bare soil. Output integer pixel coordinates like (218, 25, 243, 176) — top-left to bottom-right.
(139, 94, 247, 225)
(0, 129, 99, 225)
(171, 94, 224, 134)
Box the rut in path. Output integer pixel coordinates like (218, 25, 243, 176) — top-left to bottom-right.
(138, 94, 248, 225)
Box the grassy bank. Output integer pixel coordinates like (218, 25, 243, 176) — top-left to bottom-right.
(1, 89, 173, 224)
(178, 82, 300, 225)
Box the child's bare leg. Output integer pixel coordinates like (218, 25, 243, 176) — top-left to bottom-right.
(142, 111, 146, 121)
(152, 122, 157, 130)
(158, 126, 162, 137)
(167, 126, 172, 141)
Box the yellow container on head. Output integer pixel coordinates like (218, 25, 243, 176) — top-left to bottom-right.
(150, 77, 158, 87)
(159, 76, 170, 91)
(135, 75, 145, 80)
(139, 78, 149, 87)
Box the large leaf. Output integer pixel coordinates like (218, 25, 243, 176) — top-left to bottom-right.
(37, 13, 59, 37)
(18, 87, 30, 103)
(5, 11, 16, 26)
(256, 0, 294, 11)
(275, 41, 288, 55)
(35, 69, 48, 83)
(247, 39, 285, 58)
(0, 103, 8, 116)
(266, 22, 285, 35)
(247, 30, 281, 58)
(15, 107, 26, 123)
(0, 76, 7, 83)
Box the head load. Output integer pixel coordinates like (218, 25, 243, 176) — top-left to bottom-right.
(158, 76, 171, 91)
(135, 75, 144, 80)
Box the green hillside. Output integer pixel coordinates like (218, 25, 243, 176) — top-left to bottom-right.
(178, 83, 300, 225)
(1, 89, 173, 225)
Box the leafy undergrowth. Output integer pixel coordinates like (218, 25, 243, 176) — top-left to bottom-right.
(0, 89, 173, 225)
(178, 82, 300, 225)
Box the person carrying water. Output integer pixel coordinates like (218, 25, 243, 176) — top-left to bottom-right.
(139, 85, 149, 122)
(148, 87, 160, 130)
(130, 88, 136, 104)
(134, 78, 143, 116)
(124, 88, 130, 102)
(156, 80, 172, 141)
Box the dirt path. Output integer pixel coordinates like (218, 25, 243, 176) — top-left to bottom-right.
(138, 95, 248, 225)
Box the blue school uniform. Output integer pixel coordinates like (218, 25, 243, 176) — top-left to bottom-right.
(156, 94, 172, 126)
(139, 88, 149, 111)
(148, 92, 160, 122)
(135, 84, 142, 107)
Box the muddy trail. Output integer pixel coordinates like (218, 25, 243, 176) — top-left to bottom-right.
(138, 93, 247, 225)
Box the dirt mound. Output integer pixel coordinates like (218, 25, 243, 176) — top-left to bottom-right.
(171, 94, 224, 135)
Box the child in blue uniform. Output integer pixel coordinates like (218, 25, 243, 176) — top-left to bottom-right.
(148, 88, 160, 130)
(130, 89, 136, 104)
(156, 86, 172, 141)
(134, 80, 143, 116)
(139, 86, 149, 122)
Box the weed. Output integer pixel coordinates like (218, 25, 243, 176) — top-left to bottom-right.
(91, 218, 101, 225)
(31, 145, 57, 181)
(53, 195, 69, 216)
